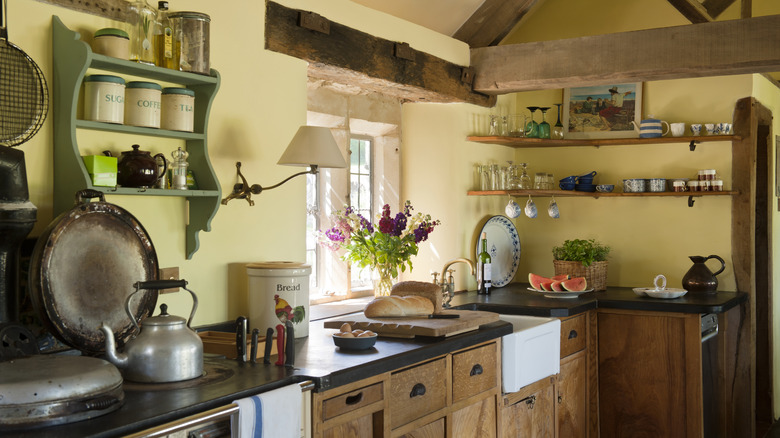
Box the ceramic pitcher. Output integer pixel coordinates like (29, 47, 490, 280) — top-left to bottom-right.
(682, 255, 725, 295)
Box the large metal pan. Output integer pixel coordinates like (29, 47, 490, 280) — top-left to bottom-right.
(28, 190, 158, 354)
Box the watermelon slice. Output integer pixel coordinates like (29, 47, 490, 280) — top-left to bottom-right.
(551, 281, 565, 292)
(561, 277, 588, 292)
(528, 273, 551, 290)
(551, 274, 570, 281)
(540, 282, 554, 291)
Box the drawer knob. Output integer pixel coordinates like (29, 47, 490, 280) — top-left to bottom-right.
(568, 330, 578, 339)
(345, 392, 363, 405)
(410, 383, 426, 398)
(469, 364, 483, 376)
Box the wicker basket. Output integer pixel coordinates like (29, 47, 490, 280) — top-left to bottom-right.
(553, 260, 608, 291)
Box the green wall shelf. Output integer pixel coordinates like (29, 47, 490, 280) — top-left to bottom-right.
(52, 16, 222, 259)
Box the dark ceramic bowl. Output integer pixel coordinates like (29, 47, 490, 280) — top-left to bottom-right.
(559, 182, 576, 190)
(333, 333, 378, 350)
(575, 183, 596, 192)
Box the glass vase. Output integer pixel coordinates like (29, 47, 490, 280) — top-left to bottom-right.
(373, 265, 396, 297)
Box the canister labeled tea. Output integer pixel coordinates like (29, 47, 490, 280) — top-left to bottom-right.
(161, 87, 195, 132)
(124, 81, 162, 128)
(84, 75, 125, 124)
(92, 28, 130, 59)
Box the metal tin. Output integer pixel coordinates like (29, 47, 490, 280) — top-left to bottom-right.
(93, 28, 130, 59)
(161, 87, 195, 131)
(124, 81, 162, 128)
(170, 11, 210, 75)
(246, 262, 311, 338)
(84, 75, 125, 124)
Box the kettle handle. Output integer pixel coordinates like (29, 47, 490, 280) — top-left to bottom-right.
(706, 255, 726, 276)
(127, 280, 199, 329)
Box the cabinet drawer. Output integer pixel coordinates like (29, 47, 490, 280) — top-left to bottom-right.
(390, 358, 447, 429)
(452, 342, 497, 403)
(322, 382, 384, 422)
(560, 314, 586, 358)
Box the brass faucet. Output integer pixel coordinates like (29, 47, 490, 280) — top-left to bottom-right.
(433, 258, 476, 308)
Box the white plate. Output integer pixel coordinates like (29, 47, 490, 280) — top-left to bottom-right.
(644, 289, 687, 299)
(476, 216, 521, 287)
(527, 287, 594, 299)
(633, 288, 647, 297)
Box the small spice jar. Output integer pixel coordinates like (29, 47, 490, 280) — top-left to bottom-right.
(711, 180, 723, 192)
(92, 28, 130, 59)
(671, 180, 687, 192)
(161, 87, 195, 132)
(124, 81, 162, 128)
(84, 75, 125, 124)
(698, 169, 716, 181)
(687, 180, 700, 192)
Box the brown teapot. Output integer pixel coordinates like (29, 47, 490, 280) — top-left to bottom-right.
(116, 144, 167, 188)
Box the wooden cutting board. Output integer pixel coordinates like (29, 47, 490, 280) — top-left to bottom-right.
(323, 310, 500, 338)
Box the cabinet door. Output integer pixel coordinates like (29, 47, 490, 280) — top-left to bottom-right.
(323, 413, 381, 438)
(396, 417, 445, 438)
(501, 383, 555, 438)
(558, 350, 587, 438)
(453, 395, 496, 438)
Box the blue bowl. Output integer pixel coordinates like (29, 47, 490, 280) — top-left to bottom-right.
(596, 184, 615, 193)
(333, 333, 378, 350)
(575, 183, 596, 192)
(560, 175, 577, 183)
(559, 181, 576, 190)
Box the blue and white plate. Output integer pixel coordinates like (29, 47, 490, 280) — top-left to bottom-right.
(475, 216, 521, 287)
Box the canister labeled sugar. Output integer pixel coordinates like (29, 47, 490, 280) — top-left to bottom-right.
(124, 81, 162, 128)
(84, 75, 125, 124)
(161, 87, 195, 132)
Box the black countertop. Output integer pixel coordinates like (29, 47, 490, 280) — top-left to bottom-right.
(9, 284, 746, 437)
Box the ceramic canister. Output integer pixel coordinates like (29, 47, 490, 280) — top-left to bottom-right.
(161, 88, 195, 132)
(92, 28, 130, 59)
(84, 75, 125, 124)
(246, 262, 312, 338)
(124, 81, 162, 128)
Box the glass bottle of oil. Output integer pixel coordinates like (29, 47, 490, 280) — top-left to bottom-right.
(154, 1, 178, 69)
(129, 0, 157, 65)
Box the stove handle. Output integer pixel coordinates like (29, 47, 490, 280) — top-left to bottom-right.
(81, 394, 122, 412)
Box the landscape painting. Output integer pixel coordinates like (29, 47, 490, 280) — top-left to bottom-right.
(562, 83, 642, 139)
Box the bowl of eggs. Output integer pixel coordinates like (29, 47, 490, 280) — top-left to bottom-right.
(332, 323, 378, 350)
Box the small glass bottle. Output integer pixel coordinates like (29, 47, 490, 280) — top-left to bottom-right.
(170, 147, 189, 190)
(130, 0, 157, 65)
(477, 232, 492, 295)
(154, 1, 178, 69)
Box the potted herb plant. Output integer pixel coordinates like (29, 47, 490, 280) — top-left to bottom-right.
(552, 239, 611, 291)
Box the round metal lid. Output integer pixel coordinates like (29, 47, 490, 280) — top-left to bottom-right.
(29, 196, 158, 354)
(0, 355, 122, 405)
(143, 304, 186, 327)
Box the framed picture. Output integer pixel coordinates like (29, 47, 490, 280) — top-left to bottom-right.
(562, 83, 642, 139)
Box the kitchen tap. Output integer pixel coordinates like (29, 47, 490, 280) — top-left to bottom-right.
(433, 258, 476, 308)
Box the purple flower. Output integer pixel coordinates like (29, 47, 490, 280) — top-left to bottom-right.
(358, 214, 374, 233)
(393, 212, 406, 236)
(379, 216, 394, 234)
(325, 227, 345, 243)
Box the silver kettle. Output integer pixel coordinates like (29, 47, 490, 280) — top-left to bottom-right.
(101, 280, 203, 383)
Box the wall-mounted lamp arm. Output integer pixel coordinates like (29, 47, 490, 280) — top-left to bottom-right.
(221, 162, 319, 206)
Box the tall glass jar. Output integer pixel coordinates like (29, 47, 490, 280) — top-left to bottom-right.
(170, 147, 189, 190)
(129, 0, 157, 65)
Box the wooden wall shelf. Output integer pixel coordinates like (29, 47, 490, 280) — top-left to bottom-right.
(466, 135, 738, 149)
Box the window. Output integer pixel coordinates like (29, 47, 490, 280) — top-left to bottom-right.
(349, 136, 373, 289)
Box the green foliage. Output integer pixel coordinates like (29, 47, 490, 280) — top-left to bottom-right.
(552, 239, 610, 267)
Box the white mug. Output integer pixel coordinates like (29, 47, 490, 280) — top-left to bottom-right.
(670, 123, 685, 137)
(505, 199, 522, 219)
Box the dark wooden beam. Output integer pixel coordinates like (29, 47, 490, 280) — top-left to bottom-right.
(666, 0, 714, 23)
(702, 0, 738, 18)
(34, 0, 128, 21)
(265, 1, 495, 107)
(471, 15, 780, 94)
(452, 0, 538, 48)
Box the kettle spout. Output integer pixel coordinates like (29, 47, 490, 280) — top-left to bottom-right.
(100, 324, 129, 369)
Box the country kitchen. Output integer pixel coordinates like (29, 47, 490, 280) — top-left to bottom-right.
(1, 0, 780, 436)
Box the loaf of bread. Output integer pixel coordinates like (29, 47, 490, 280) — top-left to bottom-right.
(391, 281, 443, 314)
(364, 295, 434, 318)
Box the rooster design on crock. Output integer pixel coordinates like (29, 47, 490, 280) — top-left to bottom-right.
(274, 294, 305, 325)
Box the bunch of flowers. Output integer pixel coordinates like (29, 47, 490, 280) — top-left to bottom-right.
(319, 201, 440, 295)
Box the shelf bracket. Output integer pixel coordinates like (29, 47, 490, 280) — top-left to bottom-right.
(688, 196, 695, 207)
(689, 140, 699, 151)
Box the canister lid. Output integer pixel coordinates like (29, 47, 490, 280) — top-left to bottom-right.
(84, 74, 126, 85)
(247, 261, 309, 269)
(169, 11, 211, 22)
(94, 28, 129, 39)
(127, 81, 162, 90)
(162, 87, 195, 96)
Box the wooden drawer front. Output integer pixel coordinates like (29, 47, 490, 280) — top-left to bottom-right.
(560, 314, 586, 358)
(322, 382, 384, 422)
(452, 342, 497, 403)
(390, 358, 447, 429)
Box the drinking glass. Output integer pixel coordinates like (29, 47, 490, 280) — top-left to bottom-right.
(525, 107, 539, 138)
(518, 163, 532, 189)
(534, 172, 546, 189)
(488, 115, 500, 136)
(552, 103, 565, 139)
(538, 107, 551, 139)
(509, 114, 526, 137)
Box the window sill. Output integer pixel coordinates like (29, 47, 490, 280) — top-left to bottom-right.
(310, 296, 373, 321)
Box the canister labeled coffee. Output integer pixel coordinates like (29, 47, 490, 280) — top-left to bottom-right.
(124, 81, 162, 128)
(84, 75, 125, 124)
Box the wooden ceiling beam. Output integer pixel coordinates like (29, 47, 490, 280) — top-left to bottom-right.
(265, 1, 495, 107)
(452, 0, 539, 48)
(471, 14, 780, 94)
(702, 0, 739, 18)
(666, 0, 714, 23)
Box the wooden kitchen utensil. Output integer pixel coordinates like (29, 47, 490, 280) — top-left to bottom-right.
(324, 310, 499, 338)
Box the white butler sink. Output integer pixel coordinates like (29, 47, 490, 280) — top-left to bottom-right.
(499, 314, 561, 393)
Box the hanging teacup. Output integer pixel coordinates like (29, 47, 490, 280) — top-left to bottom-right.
(524, 196, 537, 219)
(505, 197, 522, 219)
(548, 197, 560, 219)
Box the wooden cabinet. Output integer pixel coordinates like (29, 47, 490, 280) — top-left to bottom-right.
(557, 350, 587, 438)
(52, 16, 221, 259)
(500, 376, 556, 438)
(312, 340, 500, 438)
(597, 309, 702, 437)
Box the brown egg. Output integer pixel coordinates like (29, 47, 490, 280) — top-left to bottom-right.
(340, 323, 352, 333)
(351, 329, 364, 336)
(364, 331, 376, 336)
(340, 332, 355, 338)
(357, 331, 374, 338)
